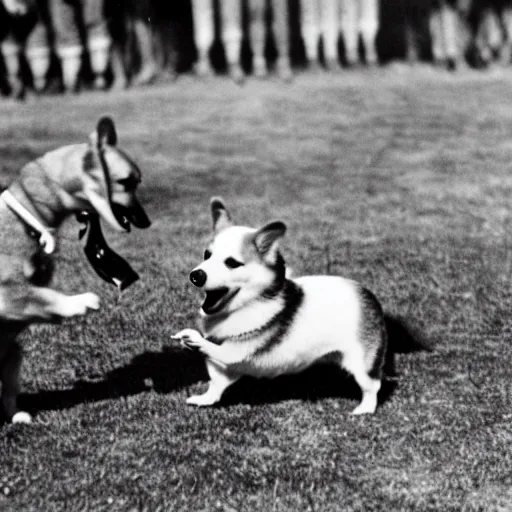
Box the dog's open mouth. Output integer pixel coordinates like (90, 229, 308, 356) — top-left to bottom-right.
(202, 287, 240, 315)
(111, 200, 151, 232)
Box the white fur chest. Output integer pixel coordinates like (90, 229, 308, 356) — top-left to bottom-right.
(198, 275, 363, 379)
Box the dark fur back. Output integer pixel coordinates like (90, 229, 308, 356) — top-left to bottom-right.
(358, 287, 387, 379)
(358, 286, 432, 378)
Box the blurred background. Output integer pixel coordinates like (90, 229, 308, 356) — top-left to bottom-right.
(1, 0, 512, 99)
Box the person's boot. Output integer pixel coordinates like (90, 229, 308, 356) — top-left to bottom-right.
(1, 45, 24, 99)
(58, 46, 82, 93)
(277, 57, 293, 82)
(195, 51, 214, 77)
(229, 63, 244, 84)
(88, 35, 111, 90)
(224, 37, 244, 84)
(26, 46, 50, 93)
(253, 55, 267, 78)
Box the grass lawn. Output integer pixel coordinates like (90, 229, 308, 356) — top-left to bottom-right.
(1, 66, 512, 511)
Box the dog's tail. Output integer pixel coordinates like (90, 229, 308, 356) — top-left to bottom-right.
(383, 314, 433, 377)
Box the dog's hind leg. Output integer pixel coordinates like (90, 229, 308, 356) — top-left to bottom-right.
(341, 350, 381, 415)
(1, 342, 31, 423)
(187, 361, 239, 407)
(344, 286, 385, 414)
(350, 369, 381, 415)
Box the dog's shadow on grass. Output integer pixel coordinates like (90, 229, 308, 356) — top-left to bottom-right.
(17, 314, 427, 417)
(19, 346, 208, 416)
(20, 346, 398, 416)
(222, 367, 398, 408)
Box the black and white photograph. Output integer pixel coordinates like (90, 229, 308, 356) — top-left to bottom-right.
(0, 0, 511, 510)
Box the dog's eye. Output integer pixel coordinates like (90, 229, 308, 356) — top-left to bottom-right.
(224, 258, 244, 269)
(204, 250, 212, 260)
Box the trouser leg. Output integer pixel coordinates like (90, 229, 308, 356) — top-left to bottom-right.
(82, 0, 112, 88)
(131, 19, 157, 84)
(220, 0, 244, 82)
(49, 0, 83, 92)
(0, 342, 28, 423)
(430, 6, 445, 62)
(0, 41, 24, 98)
(25, 11, 51, 92)
(248, 0, 266, 76)
(321, 0, 340, 67)
(440, 1, 460, 68)
(271, 0, 292, 79)
(340, 0, 357, 65)
(191, 0, 215, 74)
(301, 0, 321, 65)
(359, 0, 379, 64)
(107, 2, 130, 87)
(500, 7, 512, 64)
(26, 45, 51, 91)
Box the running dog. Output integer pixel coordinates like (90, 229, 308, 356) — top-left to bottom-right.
(0, 116, 150, 423)
(173, 198, 388, 414)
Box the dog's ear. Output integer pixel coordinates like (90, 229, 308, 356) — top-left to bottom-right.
(254, 221, 286, 264)
(211, 197, 232, 233)
(90, 117, 117, 148)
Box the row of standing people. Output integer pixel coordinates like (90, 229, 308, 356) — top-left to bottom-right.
(0, 0, 167, 98)
(1, 0, 512, 98)
(191, 0, 512, 79)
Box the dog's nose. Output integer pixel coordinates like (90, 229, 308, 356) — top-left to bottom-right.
(190, 269, 207, 287)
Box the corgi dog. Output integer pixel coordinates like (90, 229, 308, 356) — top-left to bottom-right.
(173, 198, 387, 414)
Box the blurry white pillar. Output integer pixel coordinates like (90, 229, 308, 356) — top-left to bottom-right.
(301, 0, 321, 64)
(25, 46, 51, 91)
(430, 7, 444, 62)
(341, 0, 357, 64)
(359, 0, 379, 64)
(57, 46, 82, 92)
(441, 2, 460, 61)
(248, 0, 267, 76)
(430, 1, 462, 66)
(483, 9, 503, 55)
(0, 42, 22, 95)
(220, 0, 244, 81)
(321, 0, 340, 66)
(341, 0, 379, 65)
(271, 0, 292, 79)
(191, 0, 215, 75)
(87, 35, 111, 89)
(501, 7, 512, 64)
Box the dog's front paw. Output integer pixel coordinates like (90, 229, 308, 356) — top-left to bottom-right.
(81, 292, 100, 311)
(351, 402, 377, 415)
(186, 394, 220, 407)
(12, 411, 32, 424)
(61, 292, 100, 317)
(172, 329, 205, 351)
